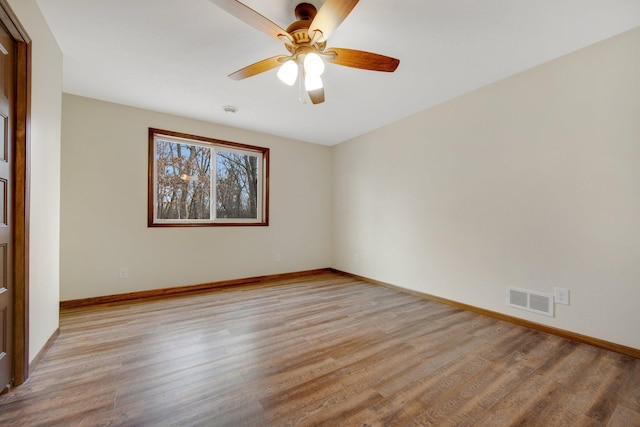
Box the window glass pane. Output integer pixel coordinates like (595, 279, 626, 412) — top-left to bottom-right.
(216, 150, 259, 219)
(156, 139, 211, 219)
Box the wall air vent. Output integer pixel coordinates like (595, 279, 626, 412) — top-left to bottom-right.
(506, 287, 554, 317)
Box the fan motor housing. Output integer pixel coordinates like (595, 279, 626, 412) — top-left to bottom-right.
(285, 3, 326, 53)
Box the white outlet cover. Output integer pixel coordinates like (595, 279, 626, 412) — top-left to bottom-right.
(554, 287, 570, 305)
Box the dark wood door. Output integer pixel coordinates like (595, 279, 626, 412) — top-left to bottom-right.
(0, 20, 15, 393)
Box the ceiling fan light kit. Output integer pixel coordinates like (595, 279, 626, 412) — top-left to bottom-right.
(277, 60, 298, 85)
(304, 52, 325, 77)
(211, 0, 400, 104)
(305, 74, 323, 91)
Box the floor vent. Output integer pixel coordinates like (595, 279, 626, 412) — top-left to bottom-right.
(506, 287, 554, 317)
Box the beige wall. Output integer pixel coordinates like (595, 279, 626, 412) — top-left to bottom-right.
(60, 94, 332, 300)
(333, 27, 640, 349)
(9, 0, 62, 362)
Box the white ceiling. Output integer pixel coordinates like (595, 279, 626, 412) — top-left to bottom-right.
(35, 0, 640, 145)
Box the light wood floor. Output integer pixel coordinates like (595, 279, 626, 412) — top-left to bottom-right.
(1, 272, 639, 426)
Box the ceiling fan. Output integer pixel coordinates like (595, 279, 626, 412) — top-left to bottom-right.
(211, 0, 400, 104)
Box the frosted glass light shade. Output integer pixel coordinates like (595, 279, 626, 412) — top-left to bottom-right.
(305, 74, 323, 91)
(277, 60, 298, 85)
(304, 53, 325, 76)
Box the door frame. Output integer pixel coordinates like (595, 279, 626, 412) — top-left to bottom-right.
(0, 0, 31, 387)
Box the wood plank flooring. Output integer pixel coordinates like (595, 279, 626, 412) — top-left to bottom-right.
(1, 271, 639, 426)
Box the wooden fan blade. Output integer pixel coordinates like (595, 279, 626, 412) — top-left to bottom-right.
(228, 55, 289, 80)
(210, 0, 293, 44)
(307, 87, 325, 105)
(325, 48, 400, 72)
(309, 0, 359, 43)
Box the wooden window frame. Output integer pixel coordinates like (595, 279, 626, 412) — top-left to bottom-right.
(148, 128, 269, 227)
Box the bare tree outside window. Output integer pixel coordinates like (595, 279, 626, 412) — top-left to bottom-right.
(156, 141, 211, 220)
(148, 128, 269, 227)
(216, 151, 259, 219)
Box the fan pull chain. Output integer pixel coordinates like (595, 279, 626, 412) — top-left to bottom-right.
(297, 62, 307, 104)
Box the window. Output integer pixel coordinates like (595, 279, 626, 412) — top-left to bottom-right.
(148, 128, 269, 227)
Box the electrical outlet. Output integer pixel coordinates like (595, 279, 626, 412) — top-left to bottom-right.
(275, 253, 281, 262)
(354, 253, 359, 263)
(119, 267, 128, 279)
(554, 287, 569, 305)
